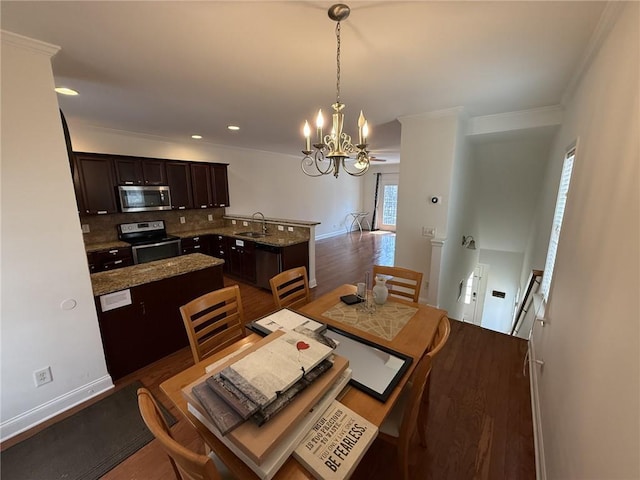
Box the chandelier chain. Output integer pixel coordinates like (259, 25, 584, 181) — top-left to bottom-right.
(335, 21, 341, 104)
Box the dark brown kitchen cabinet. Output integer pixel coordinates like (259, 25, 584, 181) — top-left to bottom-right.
(114, 156, 167, 186)
(74, 153, 118, 215)
(166, 161, 193, 210)
(181, 235, 210, 255)
(95, 264, 224, 380)
(190, 163, 212, 209)
(281, 241, 310, 272)
(87, 247, 133, 273)
(210, 164, 230, 207)
(227, 237, 256, 283)
(210, 234, 229, 273)
(190, 162, 230, 209)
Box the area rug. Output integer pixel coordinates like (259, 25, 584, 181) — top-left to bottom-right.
(1, 380, 176, 480)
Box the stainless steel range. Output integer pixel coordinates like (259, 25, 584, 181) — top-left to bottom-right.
(118, 220, 181, 264)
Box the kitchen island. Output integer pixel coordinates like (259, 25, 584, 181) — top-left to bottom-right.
(91, 253, 224, 380)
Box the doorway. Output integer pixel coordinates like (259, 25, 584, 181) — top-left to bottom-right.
(462, 264, 488, 326)
(376, 174, 399, 231)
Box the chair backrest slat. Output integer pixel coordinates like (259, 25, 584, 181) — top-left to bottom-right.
(270, 267, 311, 310)
(180, 285, 246, 364)
(373, 265, 423, 303)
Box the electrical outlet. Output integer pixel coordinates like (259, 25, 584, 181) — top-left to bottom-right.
(277, 225, 284, 231)
(232, 219, 237, 225)
(81, 224, 90, 233)
(208, 214, 213, 221)
(180, 216, 186, 224)
(34, 366, 52, 387)
(422, 226, 436, 237)
(287, 226, 294, 232)
(243, 221, 249, 227)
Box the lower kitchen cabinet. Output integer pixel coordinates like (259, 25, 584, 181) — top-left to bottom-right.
(87, 247, 133, 273)
(181, 235, 210, 255)
(227, 237, 256, 283)
(95, 264, 223, 380)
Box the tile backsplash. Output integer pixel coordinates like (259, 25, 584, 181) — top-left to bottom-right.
(81, 208, 225, 244)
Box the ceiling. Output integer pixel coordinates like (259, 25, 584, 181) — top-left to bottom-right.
(1, 1, 606, 163)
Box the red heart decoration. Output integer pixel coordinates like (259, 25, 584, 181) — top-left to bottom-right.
(296, 341, 310, 351)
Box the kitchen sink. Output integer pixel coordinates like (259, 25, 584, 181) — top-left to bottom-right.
(237, 231, 270, 238)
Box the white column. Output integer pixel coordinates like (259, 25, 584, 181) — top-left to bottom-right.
(427, 237, 445, 307)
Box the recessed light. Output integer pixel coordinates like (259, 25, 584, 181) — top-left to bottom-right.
(191, 134, 203, 139)
(227, 125, 240, 131)
(55, 87, 79, 96)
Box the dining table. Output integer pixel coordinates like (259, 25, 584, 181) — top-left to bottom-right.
(160, 283, 448, 479)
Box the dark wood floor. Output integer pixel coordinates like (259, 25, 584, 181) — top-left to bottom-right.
(6, 231, 536, 479)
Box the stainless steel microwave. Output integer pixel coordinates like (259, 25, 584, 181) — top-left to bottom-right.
(117, 185, 172, 213)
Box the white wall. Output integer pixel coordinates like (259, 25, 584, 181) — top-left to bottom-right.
(396, 108, 462, 303)
(1, 32, 112, 441)
(71, 124, 363, 239)
(473, 138, 550, 253)
(523, 3, 639, 477)
(437, 112, 479, 319)
(478, 249, 523, 333)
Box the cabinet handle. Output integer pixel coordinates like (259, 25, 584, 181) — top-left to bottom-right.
(220, 204, 226, 207)
(114, 260, 123, 265)
(194, 245, 201, 249)
(140, 301, 146, 315)
(193, 237, 199, 241)
(108, 249, 118, 254)
(124, 181, 134, 185)
(178, 206, 186, 210)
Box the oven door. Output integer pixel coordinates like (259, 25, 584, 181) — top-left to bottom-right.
(131, 239, 182, 264)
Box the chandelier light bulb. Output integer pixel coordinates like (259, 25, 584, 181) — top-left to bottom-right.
(363, 121, 369, 143)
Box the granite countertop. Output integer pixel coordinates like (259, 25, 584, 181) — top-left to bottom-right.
(85, 240, 130, 253)
(177, 226, 309, 247)
(85, 226, 309, 253)
(90, 253, 224, 296)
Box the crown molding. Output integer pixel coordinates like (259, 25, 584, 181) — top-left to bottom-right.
(1, 30, 60, 58)
(561, 2, 626, 106)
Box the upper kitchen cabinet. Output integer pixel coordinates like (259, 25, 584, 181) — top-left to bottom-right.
(113, 156, 167, 186)
(74, 153, 118, 215)
(190, 162, 230, 209)
(190, 162, 212, 209)
(210, 164, 230, 207)
(166, 161, 193, 210)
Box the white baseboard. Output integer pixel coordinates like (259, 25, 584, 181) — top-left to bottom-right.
(0, 374, 113, 442)
(315, 229, 349, 241)
(528, 340, 546, 480)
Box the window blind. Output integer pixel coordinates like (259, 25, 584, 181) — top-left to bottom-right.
(540, 146, 576, 300)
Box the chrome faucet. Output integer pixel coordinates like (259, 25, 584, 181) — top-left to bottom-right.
(252, 211, 267, 234)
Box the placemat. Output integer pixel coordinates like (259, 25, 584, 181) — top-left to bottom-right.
(322, 301, 418, 340)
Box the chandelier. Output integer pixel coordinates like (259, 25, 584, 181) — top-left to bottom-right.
(301, 3, 371, 178)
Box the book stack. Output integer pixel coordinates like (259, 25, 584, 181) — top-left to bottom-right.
(182, 322, 352, 479)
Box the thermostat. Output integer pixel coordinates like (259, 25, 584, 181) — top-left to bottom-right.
(430, 196, 442, 205)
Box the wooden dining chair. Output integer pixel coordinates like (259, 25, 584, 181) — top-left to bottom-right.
(377, 354, 433, 480)
(372, 265, 423, 303)
(137, 388, 233, 480)
(269, 266, 311, 310)
(180, 285, 246, 364)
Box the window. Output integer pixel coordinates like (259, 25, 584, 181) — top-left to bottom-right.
(539, 145, 576, 301)
(382, 184, 398, 226)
